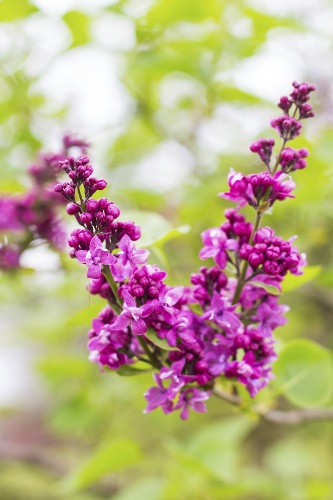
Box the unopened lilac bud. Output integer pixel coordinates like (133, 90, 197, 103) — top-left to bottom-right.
(195, 360, 208, 373)
(80, 212, 93, 224)
(66, 202, 80, 215)
(248, 252, 264, 268)
(95, 179, 107, 190)
(239, 244, 252, 259)
(266, 245, 280, 260)
(86, 199, 99, 212)
(132, 284, 144, 297)
(78, 229, 93, 245)
(106, 203, 120, 219)
(98, 198, 109, 210)
(254, 227, 274, 244)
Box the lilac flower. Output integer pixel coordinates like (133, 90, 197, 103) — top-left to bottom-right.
(110, 290, 154, 335)
(174, 388, 210, 420)
(199, 227, 238, 269)
(144, 360, 185, 414)
(202, 291, 242, 335)
(157, 286, 184, 325)
(75, 235, 116, 279)
(117, 234, 149, 268)
(0, 198, 24, 231)
(255, 297, 289, 336)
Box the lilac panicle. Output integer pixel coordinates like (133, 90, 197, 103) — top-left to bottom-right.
(58, 82, 315, 419)
(0, 134, 88, 270)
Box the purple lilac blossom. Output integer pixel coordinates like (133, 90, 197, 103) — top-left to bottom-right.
(76, 235, 116, 279)
(56, 82, 315, 419)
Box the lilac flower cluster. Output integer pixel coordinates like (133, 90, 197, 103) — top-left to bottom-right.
(0, 136, 88, 270)
(57, 82, 315, 419)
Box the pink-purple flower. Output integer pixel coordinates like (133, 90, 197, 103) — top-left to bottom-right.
(75, 235, 116, 279)
(110, 289, 154, 335)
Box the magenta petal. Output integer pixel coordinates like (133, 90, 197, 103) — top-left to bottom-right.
(142, 301, 155, 318)
(87, 264, 102, 279)
(90, 235, 102, 253)
(215, 250, 227, 269)
(101, 251, 116, 265)
(122, 289, 136, 308)
(134, 249, 150, 264)
(180, 406, 189, 420)
(144, 387, 167, 411)
(164, 287, 183, 306)
(110, 314, 131, 331)
(75, 250, 88, 263)
(132, 318, 147, 335)
(117, 234, 131, 252)
(191, 401, 207, 413)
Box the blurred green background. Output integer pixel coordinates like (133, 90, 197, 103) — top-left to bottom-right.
(1, 0, 333, 498)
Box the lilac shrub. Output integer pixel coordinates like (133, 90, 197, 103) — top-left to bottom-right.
(0, 136, 88, 269)
(56, 82, 315, 419)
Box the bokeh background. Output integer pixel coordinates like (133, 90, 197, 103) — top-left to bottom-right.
(1, 0, 333, 498)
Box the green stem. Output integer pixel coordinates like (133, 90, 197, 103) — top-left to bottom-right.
(232, 138, 287, 305)
(232, 210, 262, 304)
(102, 265, 123, 313)
(138, 336, 162, 370)
(77, 184, 86, 210)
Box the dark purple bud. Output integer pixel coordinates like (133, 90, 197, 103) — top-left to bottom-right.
(95, 179, 107, 190)
(66, 202, 80, 215)
(80, 212, 93, 224)
(195, 360, 208, 373)
(248, 251, 265, 268)
(86, 199, 99, 212)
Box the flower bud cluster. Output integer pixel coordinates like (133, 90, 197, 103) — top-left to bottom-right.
(239, 227, 305, 276)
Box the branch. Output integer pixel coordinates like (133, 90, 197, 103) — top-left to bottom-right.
(212, 385, 333, 425)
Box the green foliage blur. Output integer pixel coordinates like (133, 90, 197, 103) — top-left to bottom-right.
(1, 0, 333, 499)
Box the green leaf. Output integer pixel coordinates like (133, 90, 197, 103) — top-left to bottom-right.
(120, 210, 189, 248)
(63, 11, 91, 48)
(249, 280, 281, 296)
(274, 339, 333, 407)
(0, 0, 37, 21)
(66, 301, 105, 327)
(282, 265, 322, 293)
(145, 329, 179, 351)
(58, 439, 142, 492)
(116, 364, 152, 376)
(111, 477, 163, 500)
(185, 416, 256, 482)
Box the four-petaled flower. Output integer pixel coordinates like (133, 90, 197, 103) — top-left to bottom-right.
(110, 289, 154, 335)
(117, 234, 149, 268)
(75, 235, 116, 279)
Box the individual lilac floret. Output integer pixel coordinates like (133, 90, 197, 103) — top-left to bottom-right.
(202, 291, 242, 335)
(75, 235, 116, 279)
(174, 388, 210, 420)
(250, 138, 275, 168)
(200, 227, 238, 269)
(144, 360, 185, 414)
(110, 289, 154, 335)
(280, 147, 308, 173)
(117, 234, 149, 268)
